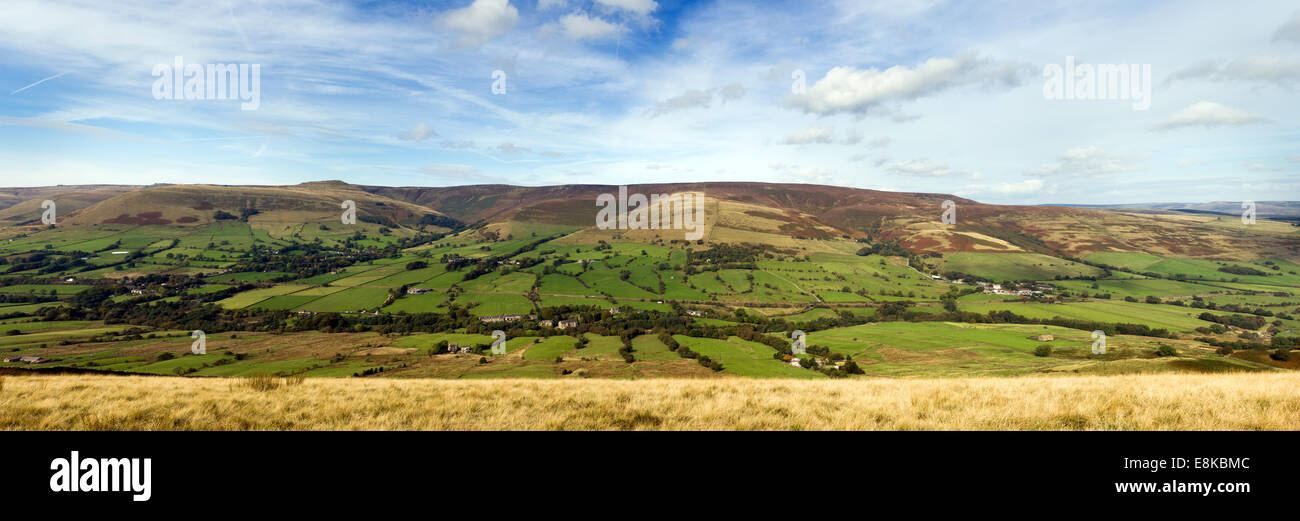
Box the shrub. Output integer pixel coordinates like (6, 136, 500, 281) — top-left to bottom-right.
(156, 352, 175, 361)
(4, 329, 19, 336)
(1270, 349, 1291, 362)
(1033, 344, 1052, 357)
(1216, 346, 1234, 356)
(1155, 345, 1177, 357)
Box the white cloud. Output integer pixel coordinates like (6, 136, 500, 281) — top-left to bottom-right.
(1153, 101, 1267, 130)
(868, 136, 891, 148)
(645, 84, 746, 117)
(438, 0, 520, 49)
(883, 158, 980, 179)
(1166, 56, 1300, 86)
(397, 122, 436, 142)
(595, 0, 659, 16)
(496, 142, 531, 154)
(1245, 161, 1280, 172)
(1274, 10, 1300, 42)
(1025, 147, 1143, 176)
(780, 126, 833, 145)
(787, 53, 1030, 116)
(538, 0, 567, 10)
(779, 125, 861, 145)
(556, 11, 623, 41)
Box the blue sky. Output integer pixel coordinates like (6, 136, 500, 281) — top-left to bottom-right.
(0, 0, 1297, 204)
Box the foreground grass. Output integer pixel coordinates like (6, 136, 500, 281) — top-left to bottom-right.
(1, 373, 1298, 430)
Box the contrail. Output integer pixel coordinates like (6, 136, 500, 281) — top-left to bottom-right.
(10, 72, 67, 95)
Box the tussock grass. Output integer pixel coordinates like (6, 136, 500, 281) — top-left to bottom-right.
(237, 374, 281, 392)
(1, 374, 1298, 430)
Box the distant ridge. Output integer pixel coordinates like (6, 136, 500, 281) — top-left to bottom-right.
(1049, 201, 1300, 220)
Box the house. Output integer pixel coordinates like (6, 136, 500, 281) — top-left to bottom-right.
(479, 314, 523, 323)
(406, 287, 431, 295)
(130, 289, 145, 295)
(789, 357, 801, 368)
(686, 310, 702, 317)
(1033, 335, 1054, 342)
(608, 307, 620, 315)
(556, 319, 579, 330)
(446, 343, 474, 354)
(539, 320, 555, 328)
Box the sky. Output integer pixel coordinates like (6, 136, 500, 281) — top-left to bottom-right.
(0, 0, 1297, 205)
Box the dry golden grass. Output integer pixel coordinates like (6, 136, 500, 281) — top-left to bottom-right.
(1, 373, 1298, 430)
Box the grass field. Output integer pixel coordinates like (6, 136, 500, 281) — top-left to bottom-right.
(942, 252, 1106, 281)
(3, 373, 1298, 430)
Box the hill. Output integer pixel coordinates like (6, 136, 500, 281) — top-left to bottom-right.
(0, 181, 1295, 263)
(361, 182, 1300, 261)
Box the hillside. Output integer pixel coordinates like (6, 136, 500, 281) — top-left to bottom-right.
(1, 181, 1296, 263)
(362, 182, 1300, 261)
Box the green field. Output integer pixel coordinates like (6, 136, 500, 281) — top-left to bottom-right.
(943, 252, 1106, 281)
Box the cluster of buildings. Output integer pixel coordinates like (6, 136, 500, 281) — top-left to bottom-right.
(3, 355, 51, 364)
(477, 314, 582, 330)
(445, 343, 475, 354)
(977, 281, 1051, 297)
(537, 318, 579, 330)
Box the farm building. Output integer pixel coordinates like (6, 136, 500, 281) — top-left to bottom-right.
(479, 314, 523, 323)
(406, 287, 431, 295)
(539, 320, 554, 327)
(556, 319, 579, 330)
(1033, 335, 1054, 342)
(446, 343, 474, 354)
(4, 356, 51, 364)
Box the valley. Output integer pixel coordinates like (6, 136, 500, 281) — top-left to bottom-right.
(0, 181, 1295, 384)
